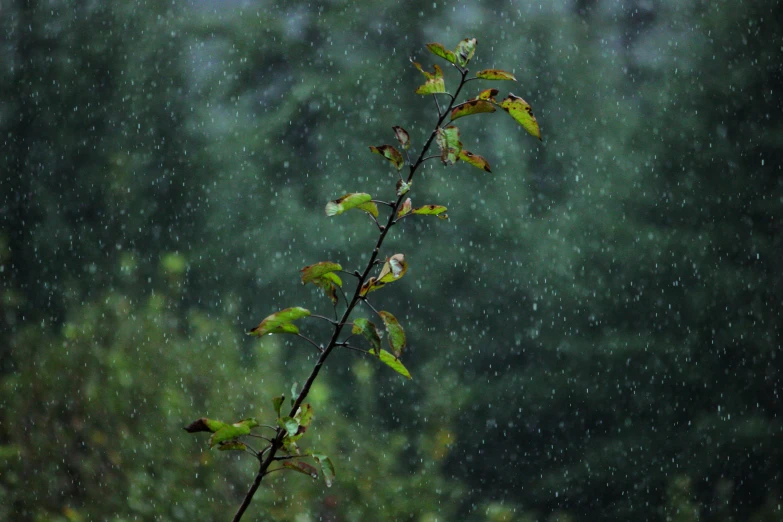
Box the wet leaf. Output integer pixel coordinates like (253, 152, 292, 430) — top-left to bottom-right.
(425, 42, 457, 64)
(436, 126, 462, 165)
(357, 201, 379, 218)
(451, 99, 496, 121)
(283, 460, 319, 479)
(352, 318, 381, 353)
(476, 69, 517, 81)
(277, 416, 300, 438)
(248, 307, 311, 337)
(392, 126, 411, 150)
(398, 198, 412, 218)
(379, 311, 406, 357)
(373, 348, 412, 379)
(325, 193, 373, 216)
(459, 150, 492, 172)
(369, 145, 404, 171)
(412, 204, 448, 219)
(272, 395, 285, 417)
(312, 453, 336, 487)
(300, 262, 342, 285)
(455, 38, 477, 67)
(209, 418, 259, 448)
(499, 94, 542, 140)
(184, 417, 227, 434)
(412, 61, 446, 95)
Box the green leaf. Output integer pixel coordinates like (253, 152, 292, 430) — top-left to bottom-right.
(272, 395, 285, 417)
(378, 311, 406, 357)
(217, 441, 248, 451)
(325, 193, 374, 216)
(352, 318, 381, 353)
(477, 88, 499, 101)
(436, 126, 462, 166)
(425, 42, 457, 64)
(183, 417, 228, 434)
(412, 61, 446, 95)
(455, 38, 477, 67)
(459, 150, 492, 172)
(475, 69, 517, 81)
(369, 145, 404, 171)
(374, 349, 412, 379)
(300, 262, 342, 284)
(312, 453, 336, 487)
(397, 197, 412, 218)
(290, 382, 298, 406)
(499, 94, 542, 140)
(278, 416, 301, 437)
(392, 126, 411, 150)
(209, 418, 259, 448)
(248, 307, 311, 337)
(412, 204, 448, 219)
(450, 99, 496, 121)
(282, 460, 319, 479)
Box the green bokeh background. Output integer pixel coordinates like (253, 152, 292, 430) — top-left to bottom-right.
(2, 1, 781, 520)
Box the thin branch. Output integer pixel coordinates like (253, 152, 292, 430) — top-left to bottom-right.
(360, 297, 382, 317)
(296, 333, 323, 353)
(309, 314, 338, 325)
(337, 343, 372, 355)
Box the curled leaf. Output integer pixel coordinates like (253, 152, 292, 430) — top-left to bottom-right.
(352, 318, 381, 353)
(378, 253, 408, 283)
(184, 417, 227, 434)
(412, 61, 446, 95)
(369, 145, 404, 171)
(396, 179, 412, 196)
(455, 38, 477, 67)
(477, 88, 499, 101)
(436, 126, 462, 165)
(325, 193, 373, 216)
(392, 126, 411, 150)
(425, 42, 457, 64)
(283, 460, 319, 479)
(499, 94, 542, 140)
(475, 69, 516, 81)
(300, 262, 342, 285)
(312, 453, 336, 487)
(248, 307, 311, 337)
(209, 418, 259, 448)
(374, 348, 412, 379)
(459, 150, 492, 172)
(398, 197, 412, 218)
(379, 311, 406, 357)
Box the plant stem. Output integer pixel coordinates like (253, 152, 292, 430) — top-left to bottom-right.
(231, 67, 469, 522)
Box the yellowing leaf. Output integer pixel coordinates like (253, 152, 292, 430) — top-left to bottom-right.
(412, 61, 446, 95)
(248, 307, 311, 336)
(455, 38, 477, 67)
(477, 88, 499, 101)
(300, 261, 342, 285)
(475, 69, 517, 81)
(369, 145, 404, 171)
(499, 94, 542, 140)
(184, 417, 228, 434)
(412, 204, 448, 219)
(450, 99, 496, 121)
(325, 193, 373, 216)
(377, 253, 408, 283)
(459, 150, 492, 172)
(425, 42, 457, 64)
(396, 179, 412, 196)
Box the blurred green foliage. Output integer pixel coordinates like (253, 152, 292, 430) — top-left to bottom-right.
(1, 0, 781, 521)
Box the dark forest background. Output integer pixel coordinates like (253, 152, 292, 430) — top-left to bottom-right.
(1, 0, 781, 520)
